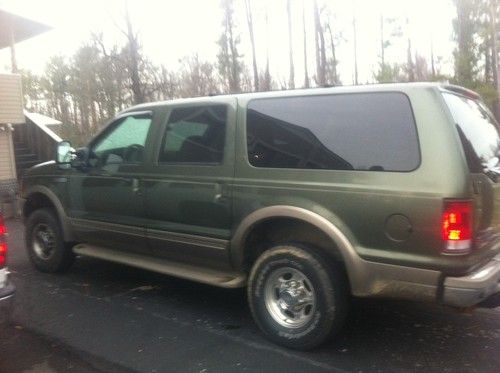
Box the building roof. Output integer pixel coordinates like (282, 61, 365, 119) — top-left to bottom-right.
(24, 111, 62, 126)
(0, 9, 51, 50)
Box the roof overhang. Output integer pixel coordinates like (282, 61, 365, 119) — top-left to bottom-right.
(0, 9, 51, 50)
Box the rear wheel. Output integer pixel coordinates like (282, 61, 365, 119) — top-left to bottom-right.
(248, 244, 348, 350)
(26, 208, 74, 273)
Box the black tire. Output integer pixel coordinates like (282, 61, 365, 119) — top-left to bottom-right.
(248, 244, 348, 350)
(25, 208, 75, 273)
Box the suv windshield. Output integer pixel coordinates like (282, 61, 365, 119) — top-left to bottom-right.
(443, 92, 500, 174)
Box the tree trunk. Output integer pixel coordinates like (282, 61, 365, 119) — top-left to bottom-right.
(227, 10, 240, 93)
(125, 4, 144, 104)
(353, 12, 359, 85)
(430, 36, 436, 78)
(302, 0, 310, 88)
(263, 8, 271, 91)
(287, 0, 295, 89)
(313, 0, 322, 85)
(406, 19, 415, 82)
(380, 15, 385, 66)
(327, 24, 338, 85)
(490, 0, 500, 120)
(313, 0, 326, 86)
(244, 0, 259, 91)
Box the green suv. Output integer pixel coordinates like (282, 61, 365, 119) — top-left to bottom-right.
(21, 83, 500, 349)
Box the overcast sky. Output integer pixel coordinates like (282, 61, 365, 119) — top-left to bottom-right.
(0, 0, 456, 85)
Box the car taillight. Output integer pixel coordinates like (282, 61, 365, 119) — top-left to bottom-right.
(0, 243, 6, 268)
(442, 200, 473, 254)
(0, 215, 6, 268)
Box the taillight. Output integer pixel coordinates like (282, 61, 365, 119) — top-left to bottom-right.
(0, 215, 6, 268)
(0, 243, 6, 268)
(442, 200, 473, 254)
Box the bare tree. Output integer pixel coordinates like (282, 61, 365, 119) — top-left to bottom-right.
(406, 18, 415, 82)
(453, 0, 478, 86)
(124, 3, 144, 104)
(287, 0, 295, 89)
(490, 0, 499, 119)
(313, 0, 327, 86)
(261, 6, 272, 91)
(302, 0, 310, 88)
(325, 25, 337, 85)
(352, 3, 359, 85)
(179, 54, 219, 97)
(217, 0, 243, 93)
(414, 53, 430, 81)
(430, 35, 436, 78)
(244, 0, 259, 91)
(380, 15, 385, 67)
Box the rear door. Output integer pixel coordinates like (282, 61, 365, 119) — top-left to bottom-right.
(142, 99, 236, 270)
(442, 92, 500, 252)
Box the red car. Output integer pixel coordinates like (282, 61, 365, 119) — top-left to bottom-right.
(0, 214, 14, 326)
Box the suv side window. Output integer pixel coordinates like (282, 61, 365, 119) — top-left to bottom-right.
(92, 113, 152, 165)
(246, 93, 419, 172)
(442, 92, 500, 173)
(159, 105, 227, 164)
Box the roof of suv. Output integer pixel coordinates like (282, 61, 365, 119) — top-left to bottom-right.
(125, 82, 476, 113)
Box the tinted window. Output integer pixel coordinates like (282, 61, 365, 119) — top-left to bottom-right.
(92, 114, 152, 164)
(442, 92, 500, 173)
(159, 105, 227, 164)
(246, 93, 419, 171)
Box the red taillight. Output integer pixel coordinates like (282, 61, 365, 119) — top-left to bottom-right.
(0, 215, 6, 268)
(0, 243, 6, 268)
(442, 200, 473, 254)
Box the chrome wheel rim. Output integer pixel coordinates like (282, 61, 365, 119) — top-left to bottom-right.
(32, 223, 56, 260)
(264, 267, 316, 328)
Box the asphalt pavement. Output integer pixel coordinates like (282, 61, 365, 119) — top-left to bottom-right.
(1, 218, 499, 372)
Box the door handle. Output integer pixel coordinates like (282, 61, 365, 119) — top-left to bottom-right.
(214, 193, 229, 203)
(131, 178, 141, 194)
(214, 183, 229, 204)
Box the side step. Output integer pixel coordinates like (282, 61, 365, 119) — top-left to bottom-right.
(73, 244, 247, 288)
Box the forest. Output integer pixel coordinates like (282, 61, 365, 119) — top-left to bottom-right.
(20, 0, 500, 145)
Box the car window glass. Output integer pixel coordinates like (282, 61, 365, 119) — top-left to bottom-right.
(159, 105, 227, 164)
(246, 92, 419, 171)
(442, 92, 500, 173)
(92, 114, 152, 165)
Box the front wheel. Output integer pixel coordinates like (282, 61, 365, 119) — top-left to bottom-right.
(25, 208, 75, 273)
(248, 244, 348, 350)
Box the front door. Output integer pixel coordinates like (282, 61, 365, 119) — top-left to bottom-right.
(143, 100, 236, 270)
(68, 111, 154, 254)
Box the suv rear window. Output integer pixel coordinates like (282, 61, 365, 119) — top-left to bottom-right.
(442, 92, 500, 173)
(246, 92, 419, 171)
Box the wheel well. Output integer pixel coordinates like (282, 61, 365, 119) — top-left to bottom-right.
(23, 193, 57, 220)
(242, 217, 345, 271)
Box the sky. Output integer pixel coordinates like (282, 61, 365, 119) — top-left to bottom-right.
(0, 0, 456, 85)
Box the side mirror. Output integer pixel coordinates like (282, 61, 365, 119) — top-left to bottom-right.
(56, 141, 73, 164)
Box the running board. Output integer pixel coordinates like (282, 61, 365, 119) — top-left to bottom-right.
(73, 244, 247, 288)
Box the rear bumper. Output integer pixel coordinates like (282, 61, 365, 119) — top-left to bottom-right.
(0, 282, 15, 326)
(442, 253, 500, 307)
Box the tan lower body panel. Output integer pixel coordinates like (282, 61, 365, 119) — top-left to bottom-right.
(73, 244, 247, 288)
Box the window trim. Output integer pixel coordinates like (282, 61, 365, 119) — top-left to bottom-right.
(156, 104, 229, 166)
(88, 110, 153, 166)
(244, 91, 421, 173)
